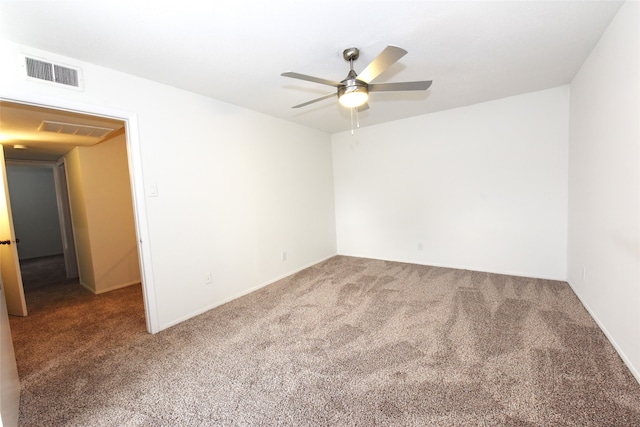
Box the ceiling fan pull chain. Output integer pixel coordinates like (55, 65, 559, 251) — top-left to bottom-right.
(356, 107, 360, 129)
(350, 107, 355, 135)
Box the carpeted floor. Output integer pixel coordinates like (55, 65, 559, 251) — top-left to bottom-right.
(9, 256, 640, 426)
(19, 254, 74, 291)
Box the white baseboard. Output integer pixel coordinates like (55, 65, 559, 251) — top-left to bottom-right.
(154, 252, 640, 386)
(566, 279, 640, 385)
(94, 280, 140, 295)
(78, 280, 94, 294)
(337, 252, 567, 282)
(159, 253, 337, 331)
(79, 280, 140, 295)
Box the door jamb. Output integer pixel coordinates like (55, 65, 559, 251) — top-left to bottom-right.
(0, 95, 159, 333)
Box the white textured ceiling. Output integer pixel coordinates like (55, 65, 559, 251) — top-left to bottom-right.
(0, 1, 624, 134)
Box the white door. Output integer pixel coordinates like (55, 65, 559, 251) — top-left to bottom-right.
(0, 253, 21, 427)
(0, 148, 26, 317)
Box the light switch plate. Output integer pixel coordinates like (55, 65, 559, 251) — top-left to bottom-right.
(148, 183, 158, 197)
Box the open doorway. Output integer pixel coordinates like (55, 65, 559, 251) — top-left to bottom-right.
(0, 98, 157, 333)
(5, 161, 76, 293)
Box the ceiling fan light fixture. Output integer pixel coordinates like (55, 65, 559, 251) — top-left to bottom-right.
(338, 85, 369, 108)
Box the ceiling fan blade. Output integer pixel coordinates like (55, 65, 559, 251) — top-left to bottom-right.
(292, 93, 336, 108)
(357, 46, 408, 83)
(282, 72, 341, 87)
(368, 81, 433, 92)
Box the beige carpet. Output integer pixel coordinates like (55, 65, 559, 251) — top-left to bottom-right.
(9, 256, 640, 426)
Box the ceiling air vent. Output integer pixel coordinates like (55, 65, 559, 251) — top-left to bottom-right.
(23, 55, 83, 89)
(38, 120, 115, 138)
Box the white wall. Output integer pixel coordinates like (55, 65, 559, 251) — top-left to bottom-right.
(568, 1, 639, 381)
(333, 87, 569, 280)
(65, 134, 141, 294)
(6, 165, 63, 259)
(79, 134, 140, 293)
(0, 39, 336, 330)
(65, 148, 95, 288)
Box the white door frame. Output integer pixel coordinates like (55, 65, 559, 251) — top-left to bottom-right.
(0, 95, 159, 334)
(53, 159, 79, 279)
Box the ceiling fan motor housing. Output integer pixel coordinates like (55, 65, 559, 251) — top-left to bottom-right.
(338, 79, 368, 98)
(339, 68, 368, 95)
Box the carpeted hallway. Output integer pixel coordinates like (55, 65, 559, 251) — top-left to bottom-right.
(19, 254, 73, 291)
(9, 256, 640, 426)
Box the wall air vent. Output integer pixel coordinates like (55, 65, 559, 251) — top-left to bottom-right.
(38, 120, 115, 138)
(23, 55, 83, 89)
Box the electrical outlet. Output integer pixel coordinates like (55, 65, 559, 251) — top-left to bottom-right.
(417, 242, 424, 251)
(205, 272, 212, 285)
(281, 251, 287, 261)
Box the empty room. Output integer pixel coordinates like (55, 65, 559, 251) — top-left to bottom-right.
(0, 1, 638, 425)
